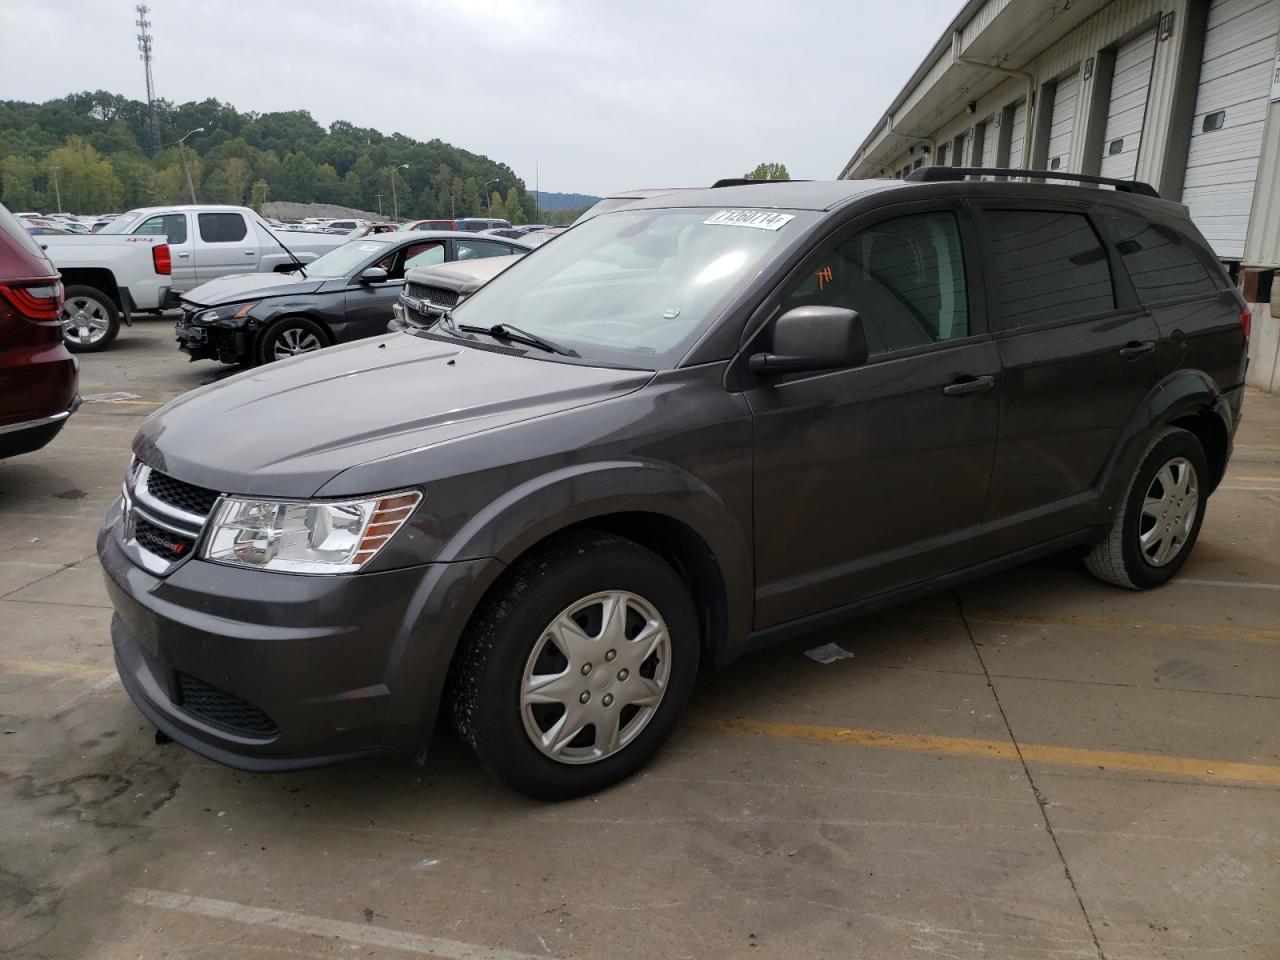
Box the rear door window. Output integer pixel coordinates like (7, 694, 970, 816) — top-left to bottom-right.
(456, 239, 514, 261)
(197, 213, 248, 243)
(1101, 212, 1221, 302)
(983, 209, 1114, 329)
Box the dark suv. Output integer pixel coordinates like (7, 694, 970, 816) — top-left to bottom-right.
(99, 172, 1248, 798)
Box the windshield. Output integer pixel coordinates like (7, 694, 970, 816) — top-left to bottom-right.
(302, 239, 392, 278)
(448, 207, 809, 368)
(97, 211, 144, 234)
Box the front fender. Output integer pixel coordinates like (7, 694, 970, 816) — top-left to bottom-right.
(1098, 369, 1231, 514)
(436, 458, 754, 648)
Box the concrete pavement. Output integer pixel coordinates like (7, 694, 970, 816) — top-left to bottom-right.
(2, 317, 1277, 959)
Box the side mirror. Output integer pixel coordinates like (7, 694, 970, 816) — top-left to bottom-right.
(360, 266, 389, 284)
(750, 305, 868, 376)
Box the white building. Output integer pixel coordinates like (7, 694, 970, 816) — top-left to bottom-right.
(842, 0, 1280, 391)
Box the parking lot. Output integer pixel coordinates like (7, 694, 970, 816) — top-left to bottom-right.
(1, 316, 1277, 960)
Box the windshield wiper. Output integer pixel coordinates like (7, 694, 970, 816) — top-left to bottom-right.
(457, 322, 579, 357)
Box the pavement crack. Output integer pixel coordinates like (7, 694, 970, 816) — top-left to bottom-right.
(953, 590, 1107, 960)
(0, 553, 97, 602)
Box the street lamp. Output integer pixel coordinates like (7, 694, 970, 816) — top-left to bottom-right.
(389, 164, 409, 221)
(375, 193, 384, 217)
(483, 178, 500, 214)
(49, 165, 62, 213)
(176, 127, 204, 204)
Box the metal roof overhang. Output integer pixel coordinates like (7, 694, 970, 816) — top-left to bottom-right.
(843, 0, 1113, 178)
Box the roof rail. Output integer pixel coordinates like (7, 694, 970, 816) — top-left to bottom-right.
(710, 178, 806, 188)
(904, 166, 1159, 198)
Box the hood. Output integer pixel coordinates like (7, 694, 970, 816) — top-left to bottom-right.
(182, 271, 325, 307)
(406, 255, 520, 295)
(133, 333, 651, 497)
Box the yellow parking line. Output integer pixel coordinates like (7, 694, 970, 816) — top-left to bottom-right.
(690, 716, 1280, 786)
(1, 659, 113, 682)
(961, 610, 1280, 644)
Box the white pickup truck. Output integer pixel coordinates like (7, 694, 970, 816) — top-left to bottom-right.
(40, 205, 349, 351)
(36, 232, 173, 352)
(97, 205, 349, 296)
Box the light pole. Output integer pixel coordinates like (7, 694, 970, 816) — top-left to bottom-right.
(177, 127, 204, 204)
(49, 166, 62, 213)
(375, 193, 384, 217)
(389, 164, 408, 221)
(483, 178, 500, 215)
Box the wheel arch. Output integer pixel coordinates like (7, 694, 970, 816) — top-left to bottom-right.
(1101, 369, 1234, 510)
(59, 269, 122, 309)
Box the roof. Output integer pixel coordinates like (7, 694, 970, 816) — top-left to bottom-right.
(623, 179, 900, 212)
(352, 229, 534, 249)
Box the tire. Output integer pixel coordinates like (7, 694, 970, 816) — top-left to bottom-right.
(1085, 427, 1208, 590)
(448, 532, 700, 800)
(255, 316, 328, 365)
(61, 285, 120, 352)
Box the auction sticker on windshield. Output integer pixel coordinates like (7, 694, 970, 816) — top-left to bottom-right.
(703, 210, 795, 230)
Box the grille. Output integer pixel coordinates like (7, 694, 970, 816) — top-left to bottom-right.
(145, 471, 220, 516)
(406, 282, 460, 310)
(134, 514, 196, 560)
(176, 672, 278, 738)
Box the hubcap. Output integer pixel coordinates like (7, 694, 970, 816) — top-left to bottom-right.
(272, 327, 322, 359)
(1139, 456, 1199, 567)
(61, 296, 110, 345)
(520, 590, 672, 765)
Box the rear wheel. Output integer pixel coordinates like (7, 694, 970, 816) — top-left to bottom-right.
(448, 533, 699, 799)
(61, 285, 120, 352)
(256, 316, 328, 365)
(1085, 427, 1208, 589)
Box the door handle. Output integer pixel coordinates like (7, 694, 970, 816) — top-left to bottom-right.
(943, 375, 995, 397)
(176, 251, 190, 259)
(1118, 340, 1155, 359)
(243, 250, 257, 256)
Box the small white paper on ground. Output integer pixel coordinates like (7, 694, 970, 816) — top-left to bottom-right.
(804, 642, 855, 664)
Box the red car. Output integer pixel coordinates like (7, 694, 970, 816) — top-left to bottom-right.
(0, 203, 78, 459)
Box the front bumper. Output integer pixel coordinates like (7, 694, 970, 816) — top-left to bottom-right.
(99, 505, 493, 771)
(175, 314, 249, 363)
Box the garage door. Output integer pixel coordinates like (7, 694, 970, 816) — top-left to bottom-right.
(1047, 69, 1081, 172)
(1182, 0, 1280, 259)
(975, 119, 993, 167)
(1007, 100, 1027, 169)
(1100, 27, 1158, 180)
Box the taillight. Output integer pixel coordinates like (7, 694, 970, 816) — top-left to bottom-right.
(1240, 306, 1252, 340)
(153, 243, 172, 276)
(0, 279, 63, 320)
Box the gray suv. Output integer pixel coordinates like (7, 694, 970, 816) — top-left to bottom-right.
(99, 172, 1249, 798)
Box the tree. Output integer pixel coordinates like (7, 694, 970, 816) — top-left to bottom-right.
(0, 154, 43, 210)
(46, 136, 123, 212)
(744, 162, 790, 181)
(488, 191, 506, 220)
(503, 186, 526, 224)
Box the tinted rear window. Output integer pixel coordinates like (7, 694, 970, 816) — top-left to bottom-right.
(984, 209, 1115, 329)
(198, 213, 248, 243)
(1101, 213, 1220, 302)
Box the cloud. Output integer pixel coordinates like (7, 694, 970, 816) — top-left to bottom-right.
(0, 0, 956, 196)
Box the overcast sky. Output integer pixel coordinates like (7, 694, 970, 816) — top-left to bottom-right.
(0, 0, 956, 197)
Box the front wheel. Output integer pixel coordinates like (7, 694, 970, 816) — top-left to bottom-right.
(1085, 427, 1208, 589)
(61, 285, 120, 352)
(255, 316, 328, 365)
(448, 533, 699, 800)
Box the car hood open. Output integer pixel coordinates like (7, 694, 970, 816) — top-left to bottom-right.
(182, 271, 325, 307)
(133, 333, 651, 497)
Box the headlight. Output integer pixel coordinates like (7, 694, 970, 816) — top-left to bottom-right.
(194, 302, 258, 324)
(202, 491, 421, 574)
